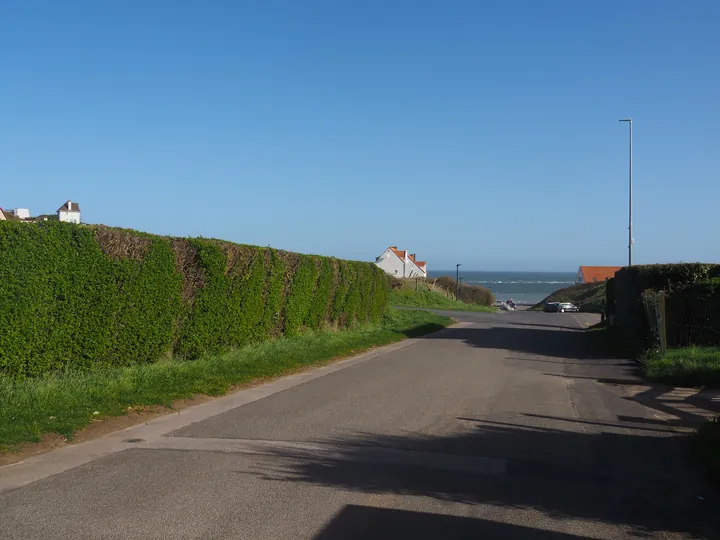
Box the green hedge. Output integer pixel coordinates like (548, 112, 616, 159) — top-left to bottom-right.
(0, 222, 388, 379)
(605, 277, 615, 316)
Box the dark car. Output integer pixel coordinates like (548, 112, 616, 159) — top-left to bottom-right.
(543, 302, 560, 312)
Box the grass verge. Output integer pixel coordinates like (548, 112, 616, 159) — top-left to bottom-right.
(0, 308, 452, 446)
(389, 288, 494, 312)
(643, 346, 720, 388)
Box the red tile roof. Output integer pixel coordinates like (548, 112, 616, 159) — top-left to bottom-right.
(579, 266, 622, 283)
(385, 247, 426, 272)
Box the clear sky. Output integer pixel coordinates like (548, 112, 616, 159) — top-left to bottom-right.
(3, 1, 719, 271)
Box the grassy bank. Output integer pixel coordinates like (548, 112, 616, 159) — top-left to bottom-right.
(643, 347, 720, 388)
(0, 309, 451, 447)
(389, 288, 494, 312)
(531, 282, 606, 312)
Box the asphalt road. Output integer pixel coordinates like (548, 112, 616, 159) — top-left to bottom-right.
(1, 310, 719, 539)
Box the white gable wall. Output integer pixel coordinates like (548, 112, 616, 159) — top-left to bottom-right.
(375, 248, 406, 277)
(406, 259, 426, 278)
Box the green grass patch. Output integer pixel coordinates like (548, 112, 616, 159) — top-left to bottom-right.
(0, 308, 451, 446)
(389, 288, 494, 312)
(643, 347, 720, 388)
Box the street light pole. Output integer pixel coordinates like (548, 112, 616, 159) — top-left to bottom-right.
(619, 118, 633, 266)
(459, 277, 463, 301)
(456, 264, 462, 300)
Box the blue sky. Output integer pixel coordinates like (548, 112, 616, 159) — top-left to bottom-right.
(2, 1, 719, 271)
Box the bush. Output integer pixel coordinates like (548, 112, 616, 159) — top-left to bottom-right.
(0, 222, 388, 379)
(430, 276, 495, 306)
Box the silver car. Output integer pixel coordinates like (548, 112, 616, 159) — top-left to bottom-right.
(557, 302, 579, 313)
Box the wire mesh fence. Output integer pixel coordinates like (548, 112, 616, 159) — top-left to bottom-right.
(643, 290, 720, 352)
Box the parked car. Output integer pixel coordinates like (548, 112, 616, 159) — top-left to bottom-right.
(557, 302, 579, 313)
(543, 302, 560, 312)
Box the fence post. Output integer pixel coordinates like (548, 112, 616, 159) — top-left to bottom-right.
(659, 291, 667, 353)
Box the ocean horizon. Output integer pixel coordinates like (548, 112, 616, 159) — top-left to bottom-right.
(427, 270, 576, 304)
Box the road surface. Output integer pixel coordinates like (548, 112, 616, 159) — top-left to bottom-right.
(1, 310, 718, 539)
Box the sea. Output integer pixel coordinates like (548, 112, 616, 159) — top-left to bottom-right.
(427, 270, 576, 305)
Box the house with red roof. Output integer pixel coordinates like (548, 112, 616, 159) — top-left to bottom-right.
(575, 266, 623, 284)
(375, 246, 427, 278)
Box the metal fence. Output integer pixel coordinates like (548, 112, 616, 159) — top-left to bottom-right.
(642, 290, 720, 352)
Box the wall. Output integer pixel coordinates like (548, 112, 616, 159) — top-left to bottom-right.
(58, 211, 81, 224)
(375, 249, 405, 277)
(406, 260, 425, 278)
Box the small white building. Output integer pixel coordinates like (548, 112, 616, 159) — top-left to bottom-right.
(57, 201, 81, 224)
(11, 208, 30, 220)
(374, 246, 427, 278)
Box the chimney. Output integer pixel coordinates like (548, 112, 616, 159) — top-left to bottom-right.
(410, 254, 416, 261)
(67, 201, 72, 211)
(389, 246, 397, 250)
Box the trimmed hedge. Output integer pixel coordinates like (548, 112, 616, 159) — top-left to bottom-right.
(0, 222, 388, 379)
(605, 277, 616, 316)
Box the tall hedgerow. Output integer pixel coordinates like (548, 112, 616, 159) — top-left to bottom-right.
(0, 222, 388, 378)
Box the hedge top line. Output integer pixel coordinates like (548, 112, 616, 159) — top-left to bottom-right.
(0, 221, 375, 266)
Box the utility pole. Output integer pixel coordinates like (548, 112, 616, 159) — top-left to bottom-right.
(619, 118, 633, 266)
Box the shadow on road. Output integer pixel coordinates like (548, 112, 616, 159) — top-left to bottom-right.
(315, 505, 589, 539)
(246, 419, 719, 538)
(240, 322, 720, 537)
(427, 324, 716, 430)
(425, 326, 610, 360)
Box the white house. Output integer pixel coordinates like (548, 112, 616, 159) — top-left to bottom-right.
(57, 201, 81, 224)
(11, 208, 30, 220)
(374, 246, 427, 278)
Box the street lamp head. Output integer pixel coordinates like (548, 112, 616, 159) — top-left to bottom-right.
(619, 118, 632, 122)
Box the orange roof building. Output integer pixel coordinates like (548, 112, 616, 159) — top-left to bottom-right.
(575, 266, 623, 284)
